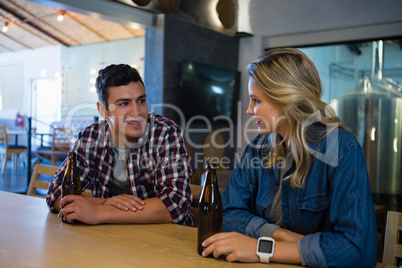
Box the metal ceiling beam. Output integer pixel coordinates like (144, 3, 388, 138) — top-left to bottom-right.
(0, 2, 70, 46)
(30, 0, 156, 30)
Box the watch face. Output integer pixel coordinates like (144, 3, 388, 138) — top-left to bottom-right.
(258, 239, 273, 253)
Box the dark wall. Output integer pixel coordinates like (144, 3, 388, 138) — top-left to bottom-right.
(144, 15, 240, 175)
(163, 16, 239, 119)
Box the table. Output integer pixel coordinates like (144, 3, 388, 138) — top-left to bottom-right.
(34, 132, 53, 147)
(0, 191, 300, 268)
(7, 129, 27, 146)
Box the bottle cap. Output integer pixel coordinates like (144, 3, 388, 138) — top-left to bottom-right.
(205, 162, 217, 170)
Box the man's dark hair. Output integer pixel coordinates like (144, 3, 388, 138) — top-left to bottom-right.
(95, 64, 144, 109)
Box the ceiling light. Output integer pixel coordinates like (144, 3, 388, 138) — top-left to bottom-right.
(57, 11, 66, 22)
(2, 22, 9, 33)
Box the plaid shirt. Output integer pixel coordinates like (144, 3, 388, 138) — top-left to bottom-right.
(46, 113, 194, 226)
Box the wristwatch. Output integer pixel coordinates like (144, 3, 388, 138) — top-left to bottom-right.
(256, 237, 275, 263)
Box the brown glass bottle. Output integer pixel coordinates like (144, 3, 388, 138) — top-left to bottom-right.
(197, 163, 223, 256)
(61, 152, 81, 222)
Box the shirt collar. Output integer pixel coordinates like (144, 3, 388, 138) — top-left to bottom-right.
(104, 117, 150, 150)
(136, 121, 150, 146)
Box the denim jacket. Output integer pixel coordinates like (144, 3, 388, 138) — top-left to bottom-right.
(222, 126, 377, 267)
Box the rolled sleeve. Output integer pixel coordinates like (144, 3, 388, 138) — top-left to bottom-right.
(245, 216, 271, 238)
(259, 223, 280, 238)
(300, 233, 328, 268)
(296, 240, 307, 267)
(46, 161, 66, 212)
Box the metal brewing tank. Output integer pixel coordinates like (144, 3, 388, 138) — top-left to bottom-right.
(332, 41, 402, 195)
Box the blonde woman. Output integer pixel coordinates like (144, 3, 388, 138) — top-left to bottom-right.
(202, 48, 377, 267)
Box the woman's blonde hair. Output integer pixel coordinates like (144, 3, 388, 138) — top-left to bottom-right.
(247, 48, 345, 188)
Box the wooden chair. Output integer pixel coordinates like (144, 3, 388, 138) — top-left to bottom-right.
(27, 163, 91, 198)
(382, 211, 402, 265)
(36, 127, 72, 165)
(0, 125, 27, 175)
(375, 204, 388, 262)
(27, 164, 59, 198)
(203, 130, 225, 168)
(50, 127, 72, 164)
(191, 130, 226, 186)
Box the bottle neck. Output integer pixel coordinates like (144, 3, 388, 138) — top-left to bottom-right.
(68, 152, 77, 173)
(204, 168, 220, 194)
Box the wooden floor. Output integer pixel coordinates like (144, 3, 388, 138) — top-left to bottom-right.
(0, 161, 49, 196)
(0, 161, 30, 193)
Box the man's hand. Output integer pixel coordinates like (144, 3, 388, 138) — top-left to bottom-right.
(58, 195, 171, 225)
(59, 195, 104, 224)
(201, 232, 259, 263)
(103, 194, 145, 212)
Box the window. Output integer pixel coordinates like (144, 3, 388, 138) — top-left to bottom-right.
(297, 39, 402, 104)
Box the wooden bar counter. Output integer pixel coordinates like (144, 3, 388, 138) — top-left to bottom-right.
(1, 191, 394, 268)
(0, 190, 300, 268)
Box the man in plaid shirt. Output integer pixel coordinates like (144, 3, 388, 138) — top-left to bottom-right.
(46, 64, 193, 226)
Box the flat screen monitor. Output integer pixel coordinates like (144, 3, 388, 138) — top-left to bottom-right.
(178, 60, 240, 124)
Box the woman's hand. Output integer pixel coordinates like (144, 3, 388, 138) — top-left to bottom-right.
(201, 232, 259, 263)
(103, 194, 145, 212)
(272, 228, 305, 242)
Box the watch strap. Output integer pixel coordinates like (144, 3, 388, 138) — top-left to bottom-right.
(259, 254, 270, 263)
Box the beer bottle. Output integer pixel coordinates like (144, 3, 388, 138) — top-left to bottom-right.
(197, 163, 223, 256)
(61, 152, 81, 197)
(61, 152, 81, 222)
